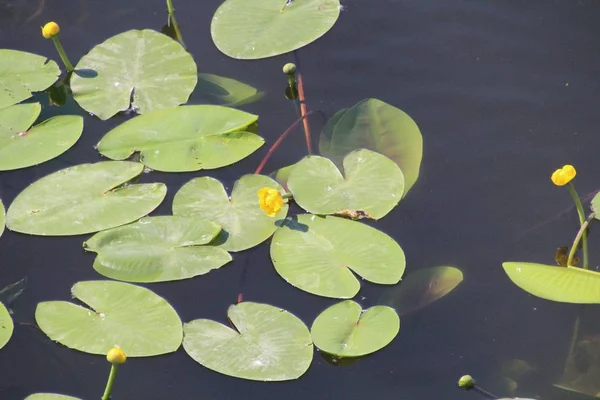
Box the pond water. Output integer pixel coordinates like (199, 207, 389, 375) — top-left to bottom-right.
(1, 0, 600, 399)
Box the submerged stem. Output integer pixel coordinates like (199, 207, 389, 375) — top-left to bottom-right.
(166, 0, 185, 48)
(293, 51, 312, 154)
(567, 183, 589, 269)
(101, 364, 118, 400)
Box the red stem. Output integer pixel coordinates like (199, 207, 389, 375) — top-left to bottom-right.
(296, 71, 312, 154)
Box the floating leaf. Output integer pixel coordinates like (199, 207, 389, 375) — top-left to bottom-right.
(211, 0, 341, 60)
(35, 280, 182, 356)
(195, 73, 263, 106)
(319, 99, 423, 195)
(270, 163, 295, 192)
(0, 199, 4, 238)
(173, 174, 288, 252)
(7, 161, 166, 236)
(70, 29, 197, 120)
(0, 103, 83, 171)
(84, 216, 232, 283)
(288, 149, 404, 219)
(97, 105, 263, 172)
(503, 262, 600, 303)
(0, 49, 60, 109)
(25, 394, 82, 400)
(183, 302, 313, 381)
(311, 300, 399, 357)
(379, 266, 463, 315)
(271, 215, 405, 298)
(0, 301, 13, 350)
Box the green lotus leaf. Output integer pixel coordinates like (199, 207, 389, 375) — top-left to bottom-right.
(270, 163, 295, 192)
(173, 174, 288, 252)
(35, 280, 182, 356)
(0, 301, 13, 350)
(503, 262, 600, 303)
(0, 49, 60, 109)
(271, 214, 405, 298)
(0, 103, 83, 171)
(70, 29, 197, 120)
(97, 105, 263, 172)
(196, 73, 264, 106)
(6, 161, 166, 236)
(288, 149, 404, 219)
(319, 98, 423, 195)
(211, 0, 341, 60)
(0, 199, 4, 238)
(25, 394, 82, 400)
(84, 216, 232, 283)
(379, 266, 463, 315)
(311, 300, 399, 357)
(183, 302, 313, 381)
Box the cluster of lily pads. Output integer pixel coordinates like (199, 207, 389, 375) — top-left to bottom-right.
(0, 0, 464, 398)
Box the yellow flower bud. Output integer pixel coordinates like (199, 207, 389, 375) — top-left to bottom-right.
(42, 22, 60, 39)
(257, 187, 284, 217)
(551, 165, 576, 186)
(106, 346, 127, 365)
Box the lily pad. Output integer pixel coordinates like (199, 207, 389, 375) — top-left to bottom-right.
(0, 199, 4, 238)
(311, 300, 399, 357)
(25, 395, 82, 400)
(0, 103, 83, 171)
(35, 280, 182, 356)
(6, 161, 166, 236)
(70, 29, 197, 120)
(173, 174, 288, 252)
(270, 163, 295, 192)
(503, 262, 600, 303)
(0, 49, 60, 109)
(378, 266, 463, 315)
(196, 73, 264, 106)
(97, 105, 263, 172)
(271, 214, 405, 298)
(319, 99, 423, 195)
(288, 149, 404, 219)
(84, 216, 232, 283)
(0, 301, 13, 350)
(211, 0, 341, 60)
(183, 302, 313, 381)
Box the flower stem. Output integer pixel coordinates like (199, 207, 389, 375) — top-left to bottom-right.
(472, 385, 497, 399)
(293, 51, 312, 154)
(51, 36, 73, 73)
(567, 213, 594, 267)
(101, 364, 119, 400)
(166, 0, 185, 48)
(567, 182, 589, 269)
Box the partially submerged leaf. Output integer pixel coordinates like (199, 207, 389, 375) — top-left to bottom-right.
(183, 302, 313, 381)
(0, 301, 13, 350)
(195, 73, 263, 106)
(556, 335, 600, 398)
(0, 199, 4, 237)
(0, 277, 27, 310)
(35, 280, 182, 356)
(84, 216, 232, 283)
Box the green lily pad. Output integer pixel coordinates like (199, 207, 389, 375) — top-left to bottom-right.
(183, 302, 313, 381)
(0, 199, 4, 238)
(0, 103, 83, 171)
(84, 216, 232, 283)
(35, 280, 182, 356)
(211, 0, 341, 60)
(319, 99, 423, 195)
(270, 163, 295, 192)
(70, 29, 197, 120)
(173, 174, 288, 252)
(0, 49, 60, 109)
(196, 73, 264, 106)
(271, 214, 405, 298)
(0, 301, 13, 350)
(379, 266, 463, 315)
(25, 394, 82, 400)
(6, 161, 166, 236)
(97, 105, 263, 172)
(288, 149, 404, 219)
(311, 300, 399, 357)
(503, 262, 600, 303)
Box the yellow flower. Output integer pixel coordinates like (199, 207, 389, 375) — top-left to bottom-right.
(106, 346, 127, 365)
(42, 22, 60, 39)
(551, 165, 576, 186)
(258, 187, 283, 217)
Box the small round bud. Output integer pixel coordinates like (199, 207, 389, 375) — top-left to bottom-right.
(42, 22, 60, 39)
(106, 347, 127, 365)
(458, 375, 475, 390)
(283, 63, 296, 75)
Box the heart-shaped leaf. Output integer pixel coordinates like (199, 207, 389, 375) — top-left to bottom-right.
(311, 300, 399, 357)
(173, 174, 288, 252)
(7, 161, 166, 236)
(183, 302, 313, 381)
(503, 262, 600, 303)
(271, 214, 405, 298)
(97, 105, 263, 172)
(0, 301, 13, 350)
(84, 216, 232, 283)
(288, 149, 404, 219)
(195, 73, 264, 106)
(0, 49, 60, 109)
(0, 103, 83, 171)
(35, 280, 183, 356)
(25, 394, 82, 400)
(319, 99, 423, 195)
(70, 29, 197, 120)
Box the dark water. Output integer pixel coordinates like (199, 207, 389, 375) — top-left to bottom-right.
(1, 0, 600, 399)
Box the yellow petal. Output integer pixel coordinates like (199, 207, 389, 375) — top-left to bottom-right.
(42, 22, 60, 39)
